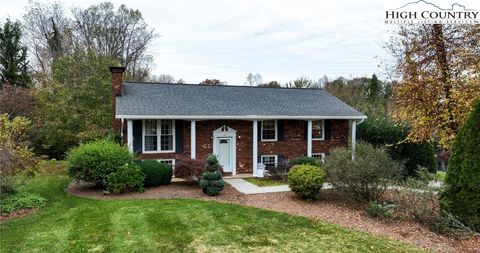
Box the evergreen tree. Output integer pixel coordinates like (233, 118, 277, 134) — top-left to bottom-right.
(0, 19, 30, 87)
(440, 99, 480, 232)
(367, 74, 381, 102)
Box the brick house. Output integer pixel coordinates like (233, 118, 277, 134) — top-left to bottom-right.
(111, 67, 366, 176)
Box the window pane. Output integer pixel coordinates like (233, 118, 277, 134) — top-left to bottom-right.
(159, 120, 173, 151)
(312, 120, 323, 139)
(160, 120, 172, 135)
(262, 156, 277, 170)
(262, 120, 276, 140)
(145, 120, 157, 135)
(145, 136, 157, 151)
(161, 135, 173, 150)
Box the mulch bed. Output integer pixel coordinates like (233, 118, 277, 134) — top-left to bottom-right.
(67, 181, 479, 253)
(0, 208, 39, 222)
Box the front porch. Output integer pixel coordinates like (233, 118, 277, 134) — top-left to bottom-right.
(121, 118, 360, 176)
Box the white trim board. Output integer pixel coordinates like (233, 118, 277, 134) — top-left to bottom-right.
(117, 115, 367, 120)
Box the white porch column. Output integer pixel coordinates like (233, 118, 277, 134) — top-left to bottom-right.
(252, 120, 258, 176)
(191, 120, 196, 159)
(351, 120, 357, 160)
(307, 120, 312, 157)
(127, 120, 133, 152)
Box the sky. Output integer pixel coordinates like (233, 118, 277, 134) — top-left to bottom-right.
(0, 0, 397, 84)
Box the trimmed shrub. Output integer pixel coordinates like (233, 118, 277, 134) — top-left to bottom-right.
(366, 202, 395, 219)
(67, 140, 133, 187)
(357, 116, 436, 178)
(0, 193, 46, 214)
(288, 164, 326, 200)
(199, 154, 225, 196)
(324, 142, 404, 201)
(140, 160, 172, 187)
(205, 154, 222, 172)
(174, 159, 204, 183)
(106, 163, 145, 194)
(290, 156, 321, 167)
(440, 99, 480, 232)
(199, 171, 225, 196)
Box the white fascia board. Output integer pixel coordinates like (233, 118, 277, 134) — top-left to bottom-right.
(116, 115, 368, 120)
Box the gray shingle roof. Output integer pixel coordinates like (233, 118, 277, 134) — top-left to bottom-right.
(116, 82, 366, 119)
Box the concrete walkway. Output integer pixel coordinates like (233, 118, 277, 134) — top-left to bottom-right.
(224, 178, 291, 194)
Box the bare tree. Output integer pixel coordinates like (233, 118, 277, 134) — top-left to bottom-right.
(149, 74, 179, 83)
(71, 2, 158, 80)
(23, 1, 71, 76)
(23, 1, 158, 81)
(258, 81, 281, 88)
(245, 73, 263, 86)
(284, 77, 314, 88)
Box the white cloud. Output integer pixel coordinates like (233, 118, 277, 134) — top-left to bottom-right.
(0, 0, 390, 84)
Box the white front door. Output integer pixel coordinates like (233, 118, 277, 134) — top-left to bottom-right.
(217, 138, 232, 172)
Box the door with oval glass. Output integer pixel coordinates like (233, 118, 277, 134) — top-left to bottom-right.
(217, 138, 232, 172)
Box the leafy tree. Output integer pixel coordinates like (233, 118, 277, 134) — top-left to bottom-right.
(199, 79, 226, 85)
(245, 73, 263, 86)
(440, 99, 480, 231)
(0, 114, 37, 194)
(387, 24, 480, 146)
(33, 51, 118, 157)
(357, 115, 436, 178)
(0, 19, 30, 87)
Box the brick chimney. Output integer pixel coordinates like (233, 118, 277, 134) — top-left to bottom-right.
(110, 66, 125, 132)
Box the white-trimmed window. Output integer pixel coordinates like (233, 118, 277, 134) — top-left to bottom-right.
(312, 120, 324, 140)
(261, 155, 278, 170)
(261, 120, 277, 141)
(312, 153, 325, 163)
(143, 120, 175, 153)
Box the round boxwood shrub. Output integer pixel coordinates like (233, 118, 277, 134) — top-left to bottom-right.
(199, 171, 225, 196)
(440, 99, 480, 232)
(290, 156, 321, 167)
(140, 160, 173, 187)
(106, 163, 145, 194)
(288, 164, 326, 200)
(67, 140, 134, 187)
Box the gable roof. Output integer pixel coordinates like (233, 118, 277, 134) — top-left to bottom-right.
(116, 82, 366, 120)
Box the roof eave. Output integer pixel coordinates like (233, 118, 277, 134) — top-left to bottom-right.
(115, 115, 367, 120)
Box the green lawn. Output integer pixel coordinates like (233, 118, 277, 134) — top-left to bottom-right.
(244, 177, 287, 187)
(0, 172, 425, 253)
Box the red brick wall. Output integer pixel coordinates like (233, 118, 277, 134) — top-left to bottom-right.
(134, 119, 350, 174)
(111, 67, 125, 132)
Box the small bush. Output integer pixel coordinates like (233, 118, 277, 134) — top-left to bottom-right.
(366, 202, 394, 218)
(265, 160, 291, 181)
(174, 159, 204, 183)
(199, 171, 225, 196)
(140, 160, 172, 187)
(324, 142, 404, 201)
(105, 163, 145, 194)
(357, 116, 436, 178)
(199, 155, 225, 196)
(288, 164, 326, 200)
(67, 140, 133, 187)
(290, 156, 321, 167)
(0, 193, 46, 214)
